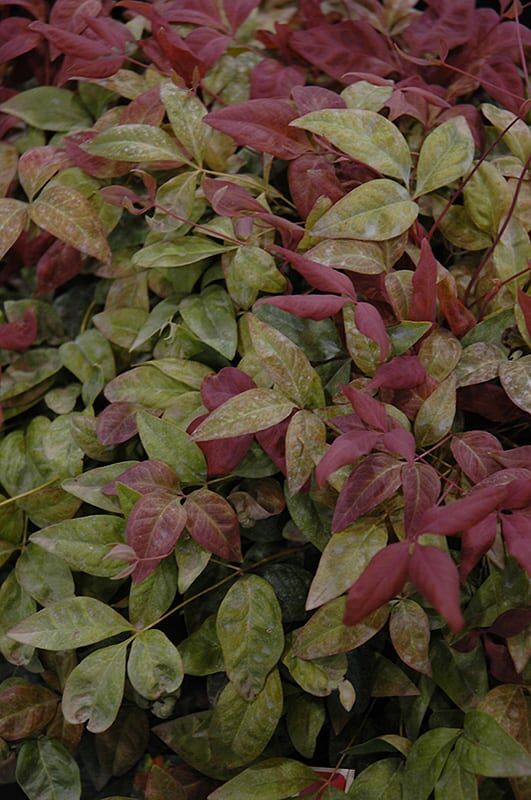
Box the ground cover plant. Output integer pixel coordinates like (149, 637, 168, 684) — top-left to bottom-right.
(0, 0, 530, 798)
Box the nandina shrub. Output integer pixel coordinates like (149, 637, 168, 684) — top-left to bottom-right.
(0, 1, 530, 798)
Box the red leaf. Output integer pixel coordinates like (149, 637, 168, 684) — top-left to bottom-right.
(408, 545, 464, 633)
(187, 413, 253, 477)
(484, 638, 523, 684)
(409, 239, 437, 323)
(200, 367, 256, 411)
(103, 461, 180, 497)
(0, 307, 37, 351)
(380, 428, 417, 463)
(29, 21, 110, 59)
(127, 491, 187, 582)
(460, 512, 497, 580)
(202, 177, 264, 217)
(315, 430, 381, 487)
(272, 245, 355, 299)
(250, 58, 305, 99)
(0, 18, 41, 64)
(332, 453, 403, 532)
(402, 462, 441, 536)
(50, 0, 102, 33)
(96, 403, 139, 445)
(254, 294, 349, 321)
(517, 289, 531, 338)
(504, 478, 531, 510)
(458, 383, 523, 423)
(287, 153, 345, 219)
(437, 278, 476, 337)
(255, 416, 291, 476)
(450, 431, 503, 483)
(494, 445, 531, 470)
(369, 356, 427, 391)
(501, 512, 531, 573)
(63, 131, 130, 179)
(290, 21, 394, 82)
(355, 302, 390, 362)
(36, 241, 83, 295)
(204, 99, 312, 160)
(342, 384, 389, 432)
(403, 0, 475, 53)
(291, 85, 346, 114)
(488, 608, 531, 638)
(420, 484, 508, 535)
(344, 542, 409, 626)
(18, 146, 71, 198)
(121, 87, 164, 126)
(184, 488, 242, 561)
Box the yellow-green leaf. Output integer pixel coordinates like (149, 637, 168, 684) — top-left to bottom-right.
(415, 117, 475, 198)
(84, 124, 185, 163)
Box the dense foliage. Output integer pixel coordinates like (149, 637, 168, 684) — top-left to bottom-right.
(0, 1, 530, 798)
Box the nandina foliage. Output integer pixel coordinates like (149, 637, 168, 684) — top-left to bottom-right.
(0, 1, 530, 799)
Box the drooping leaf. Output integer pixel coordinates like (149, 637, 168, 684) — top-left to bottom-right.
(216, 575, 284, 700)
(62, 642, 127, 733)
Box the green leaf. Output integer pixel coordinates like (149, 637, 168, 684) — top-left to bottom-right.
(247, 314, 324, 408)
(402, 728, 462, 800)
(174, 533, 211, 593)
(0, 682, 58, 741)
(0, 573, 36, 666)
(292, 109, 411, 182)
(133, 236, 229, 268)
(209, 668, 283, 768)
(463, 161, 511, 236)
(341, 81, 393, 112)
(0, 87, 91, 131)
(8, 596, 132, 650)
(286, 693, 325, 758)
(0, 198, 28, 259)
(371, 653, 420, 698)
(208, 758, 317, 800)
(455, 710, 531, 777)
(306, 520, 387, 609)
(418, 329, 462, 381)
(15, 543, 74, 607)
(414, 376, 457, 447)
(293, 597, 390, 659)
(16, 738, 81, 800)
(180, 285, 238, 359)
(137, 410, 206, 484)
(217, 574, 284, 700)
(481, 104, 531, 164)
(253, 303, 344, 361)
(160, 82, 207, 164)
(285, 410, 327, 494)
(84, 124, 185, 162)
(499, 354, 531, 414)
(146, 764, 186, 800)
(62, 642, 127, 733)
(225, 245, 286, 309)
(414, 117, 475, 198)
(129, 558, 178, 629)
(388, 321, 433, 356)
(30, 515, 128, 578)
(127, 629, 183, 700)
(307, 238, 387, 275)
(191, 388, 295, 440)
(434, 752, 478, 800)
(348, 759, 403, 800)
(283, 633, 347, 697)
(390, 599, 432, 677)
(311, 179, 418, 241)
(180, 614, 224, 676)
(30, 183, 111, 262)
(454, 342, 503, 387)
(437, 203, 492, 250)
(62, 461, 138, 513)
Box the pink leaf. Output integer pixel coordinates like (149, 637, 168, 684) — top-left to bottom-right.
(409, 239, 437, 323)
(250, 58, 305, 99)
(291, 85, 346, 114)
(333, 453, 403, 532)
(103, 460, 180, 497)
(342, 384, 389, 432)
(254, 294, 349, 321)
(0, 307, 37, 351)
(272, 245, 355, 299)
(419, 485, 508, 535)
(63, 131, 130, 179)
(504, 478, 531, 510)
(344, 542, 410, 626)
(187, 413, 253, 477)
(408, 545, 464, 633)
(204, 99, 312, 160)
(402, 462, 441, 536)
(315, 430, 381, 487)
(121, 87, 164, 126)
(460, 512, 498, 581)
(36, 241, 83, 295)
(29, 21, 111, 59)
(202, 177, 264, 217)
(450, 431, 503, 483)
(184, 488, 242, 561)
(200, 367, 256, 411)
(355, 303, 390, 363)
(380, 429, 417, 463)
(96, 403, 139, 446)
(369, 356, 427, 391)
(127, 491, 187, 582)
(494, 445, 531, 470)
(0, 18, 41, 64)
(255, 416, 292, 476)
(501, 512, 531, 575)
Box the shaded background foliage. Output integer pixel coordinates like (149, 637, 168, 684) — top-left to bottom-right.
(0, 0, 530, 798)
